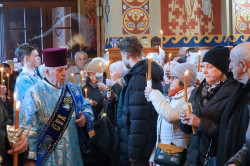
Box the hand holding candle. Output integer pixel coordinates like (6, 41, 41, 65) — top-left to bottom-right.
(188, 103, 196, 134)
(184, 71, 196, 135)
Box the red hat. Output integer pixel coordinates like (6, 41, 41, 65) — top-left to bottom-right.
(42, 48, 67, 67)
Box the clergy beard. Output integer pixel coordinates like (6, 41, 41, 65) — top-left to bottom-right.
(57, 82, 66, 88)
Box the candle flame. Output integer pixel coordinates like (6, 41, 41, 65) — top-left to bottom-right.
(71, 73, 74, 77)
(3, 80, 4, 83)
(169, 53, 172, 58)
(160, 30, 163, 34)
(99, 63, 102, 66)
(80, 71, 83, 74)
(185, 70, 189, 76)
(198, 51, 201, 55)
(105, 61, 110, 66)
(150, 53, 153, 59)
(7, 74, 9, 77)
(16, 101, 21, 109)
(84, 88, 87, 92)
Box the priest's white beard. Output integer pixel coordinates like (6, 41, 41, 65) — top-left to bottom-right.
(57, 82, 66, 89)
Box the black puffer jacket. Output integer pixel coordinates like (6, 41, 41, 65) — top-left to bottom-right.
(180, 78, 237, 166)
(119, 59, 163, 160)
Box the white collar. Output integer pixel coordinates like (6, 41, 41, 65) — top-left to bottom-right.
(22, 67, 35, 76)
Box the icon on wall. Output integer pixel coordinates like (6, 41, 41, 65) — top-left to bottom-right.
(234, 0, 250, 34)
(122, 0, 149, 35)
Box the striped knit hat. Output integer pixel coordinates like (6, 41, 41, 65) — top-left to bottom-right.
(170, 63, 197, 87)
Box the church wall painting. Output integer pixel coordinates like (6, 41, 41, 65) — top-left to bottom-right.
(105, 0, 250, 49)
(233, 0, 250, 34)
(122, 0, 150, 35)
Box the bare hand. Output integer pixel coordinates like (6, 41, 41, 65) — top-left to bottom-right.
(106, 79, 115, 87)
(97, 82, 107, 92)
(144, 87, 152, 99)
(0, 95, 6, 102)
(180, 111, 188, 124)
(86, 98, 98, 106)
(75, 112, 86, 127)
(7, 134, 28, 155)
(24, 160, 36, 166)
(182, 113, 200, 128)
(0, 85, 7, 95)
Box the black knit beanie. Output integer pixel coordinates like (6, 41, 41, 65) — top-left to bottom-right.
(202, 46, 230, 74)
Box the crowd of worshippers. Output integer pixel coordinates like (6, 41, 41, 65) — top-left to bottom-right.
(0, 36, 249, 166)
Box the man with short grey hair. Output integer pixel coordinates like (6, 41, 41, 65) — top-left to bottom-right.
(66, 51, 88, 85)
(217, 42, 250, 166)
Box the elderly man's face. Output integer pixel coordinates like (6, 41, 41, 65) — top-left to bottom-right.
(76, 53, 88, 70)
(230, 54, 244, 81)
(46, 66, 67, 88)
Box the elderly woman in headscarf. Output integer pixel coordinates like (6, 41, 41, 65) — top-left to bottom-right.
(103, 61, 127, 125)
(180, 46, 237, 166)
(82, 58, 106, 121)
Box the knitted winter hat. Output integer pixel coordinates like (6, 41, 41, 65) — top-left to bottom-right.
(109, 61, 126, 77)
(170, 63, 197, 87)
(202, 46, 230, 74)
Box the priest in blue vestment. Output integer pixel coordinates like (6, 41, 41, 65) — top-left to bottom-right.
(20, 48, 94, 166)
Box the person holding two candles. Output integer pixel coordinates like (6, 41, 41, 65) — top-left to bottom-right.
(144, 63, 197, 166)
(179, 46, 237, 166)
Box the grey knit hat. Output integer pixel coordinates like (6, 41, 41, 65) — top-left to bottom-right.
(170, 63, 197, 87)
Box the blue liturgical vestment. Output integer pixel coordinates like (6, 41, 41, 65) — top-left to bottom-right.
(20, 80, 93, 166)
(14, 67, 41, 121)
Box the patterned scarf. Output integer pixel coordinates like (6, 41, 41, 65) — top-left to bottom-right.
(200, 81, 224, 107)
